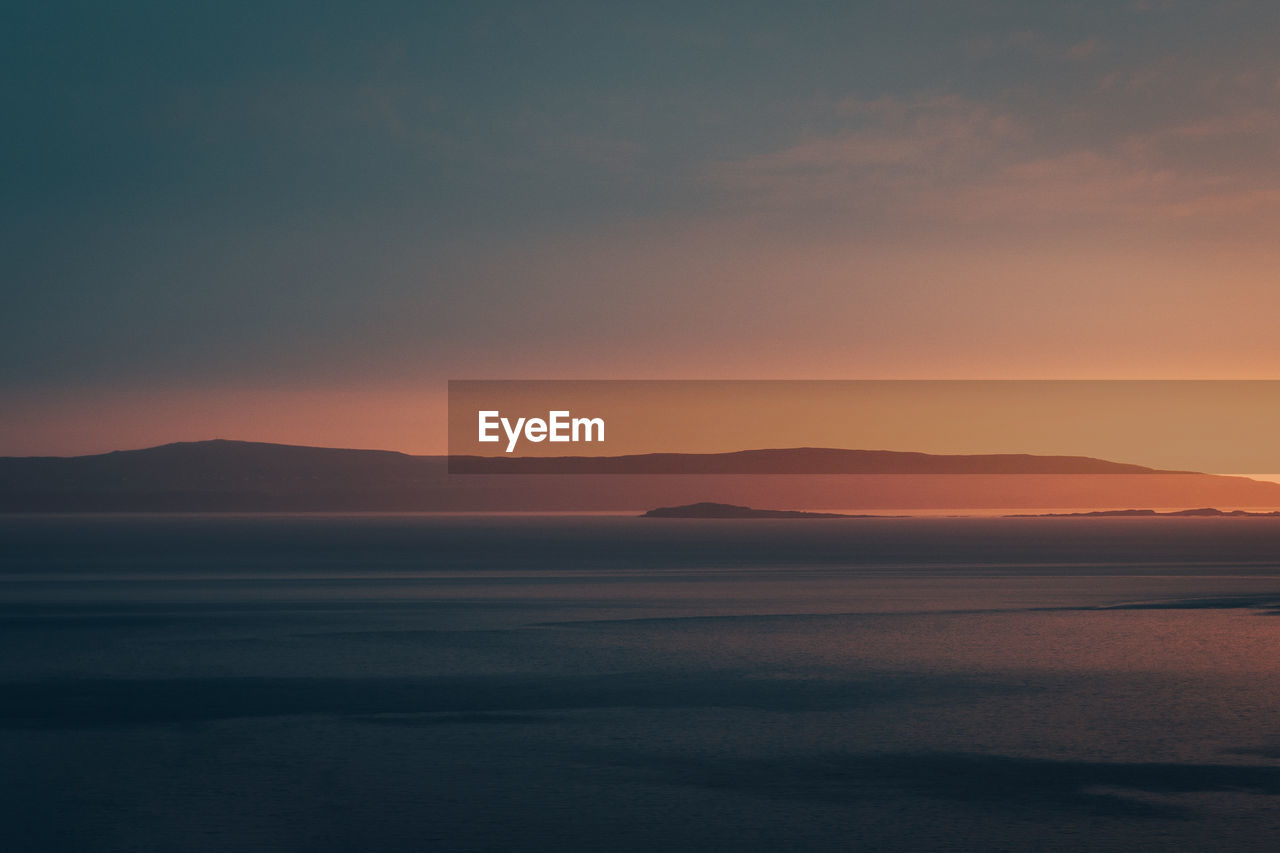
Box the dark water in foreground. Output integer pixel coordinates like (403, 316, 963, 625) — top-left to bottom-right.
(3, 515, 1280, 852)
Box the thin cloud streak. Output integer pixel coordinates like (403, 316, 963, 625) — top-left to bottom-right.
(708, 87, 1280, 232)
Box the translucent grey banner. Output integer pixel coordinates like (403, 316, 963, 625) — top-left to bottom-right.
(448, 380, 1280, 475)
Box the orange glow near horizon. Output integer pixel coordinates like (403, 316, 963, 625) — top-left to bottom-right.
(8, 233, 1280, 460)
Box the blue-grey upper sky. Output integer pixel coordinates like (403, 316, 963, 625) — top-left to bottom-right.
(5, 1, 1280, 453)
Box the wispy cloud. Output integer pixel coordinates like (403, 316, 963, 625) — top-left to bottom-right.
(706, 81, 1280, 233)
(964, 30, 1104, 63)
(707, 95, 1025, 212)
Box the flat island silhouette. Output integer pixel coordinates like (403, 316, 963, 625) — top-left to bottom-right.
(644, 503, 1280, 519)
(1008, 507, 1280, 517)
(642, 502, 893, 518)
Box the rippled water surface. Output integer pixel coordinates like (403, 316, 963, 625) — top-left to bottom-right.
(3, 515, 1280, 851)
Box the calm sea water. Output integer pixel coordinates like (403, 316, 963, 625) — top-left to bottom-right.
(3, 514, 1280, 852)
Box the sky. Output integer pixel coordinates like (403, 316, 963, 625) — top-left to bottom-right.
(4, 1, 1280, 455)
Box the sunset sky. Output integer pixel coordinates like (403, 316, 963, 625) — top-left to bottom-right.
(5, 1, 1280, 456)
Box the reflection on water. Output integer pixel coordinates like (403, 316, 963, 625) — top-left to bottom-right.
(3, 515, 1280, 851)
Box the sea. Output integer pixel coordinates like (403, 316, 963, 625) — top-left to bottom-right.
(3, 513, 1280, 852)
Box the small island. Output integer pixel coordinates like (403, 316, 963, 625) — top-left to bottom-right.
(642, 502, 884, 519)
(1006, 507, 1280, 518)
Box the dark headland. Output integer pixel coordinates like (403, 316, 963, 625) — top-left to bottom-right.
(643, 502, 889, 518)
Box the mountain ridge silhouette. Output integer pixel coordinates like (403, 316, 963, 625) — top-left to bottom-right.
(3, 439, 1278, 512)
